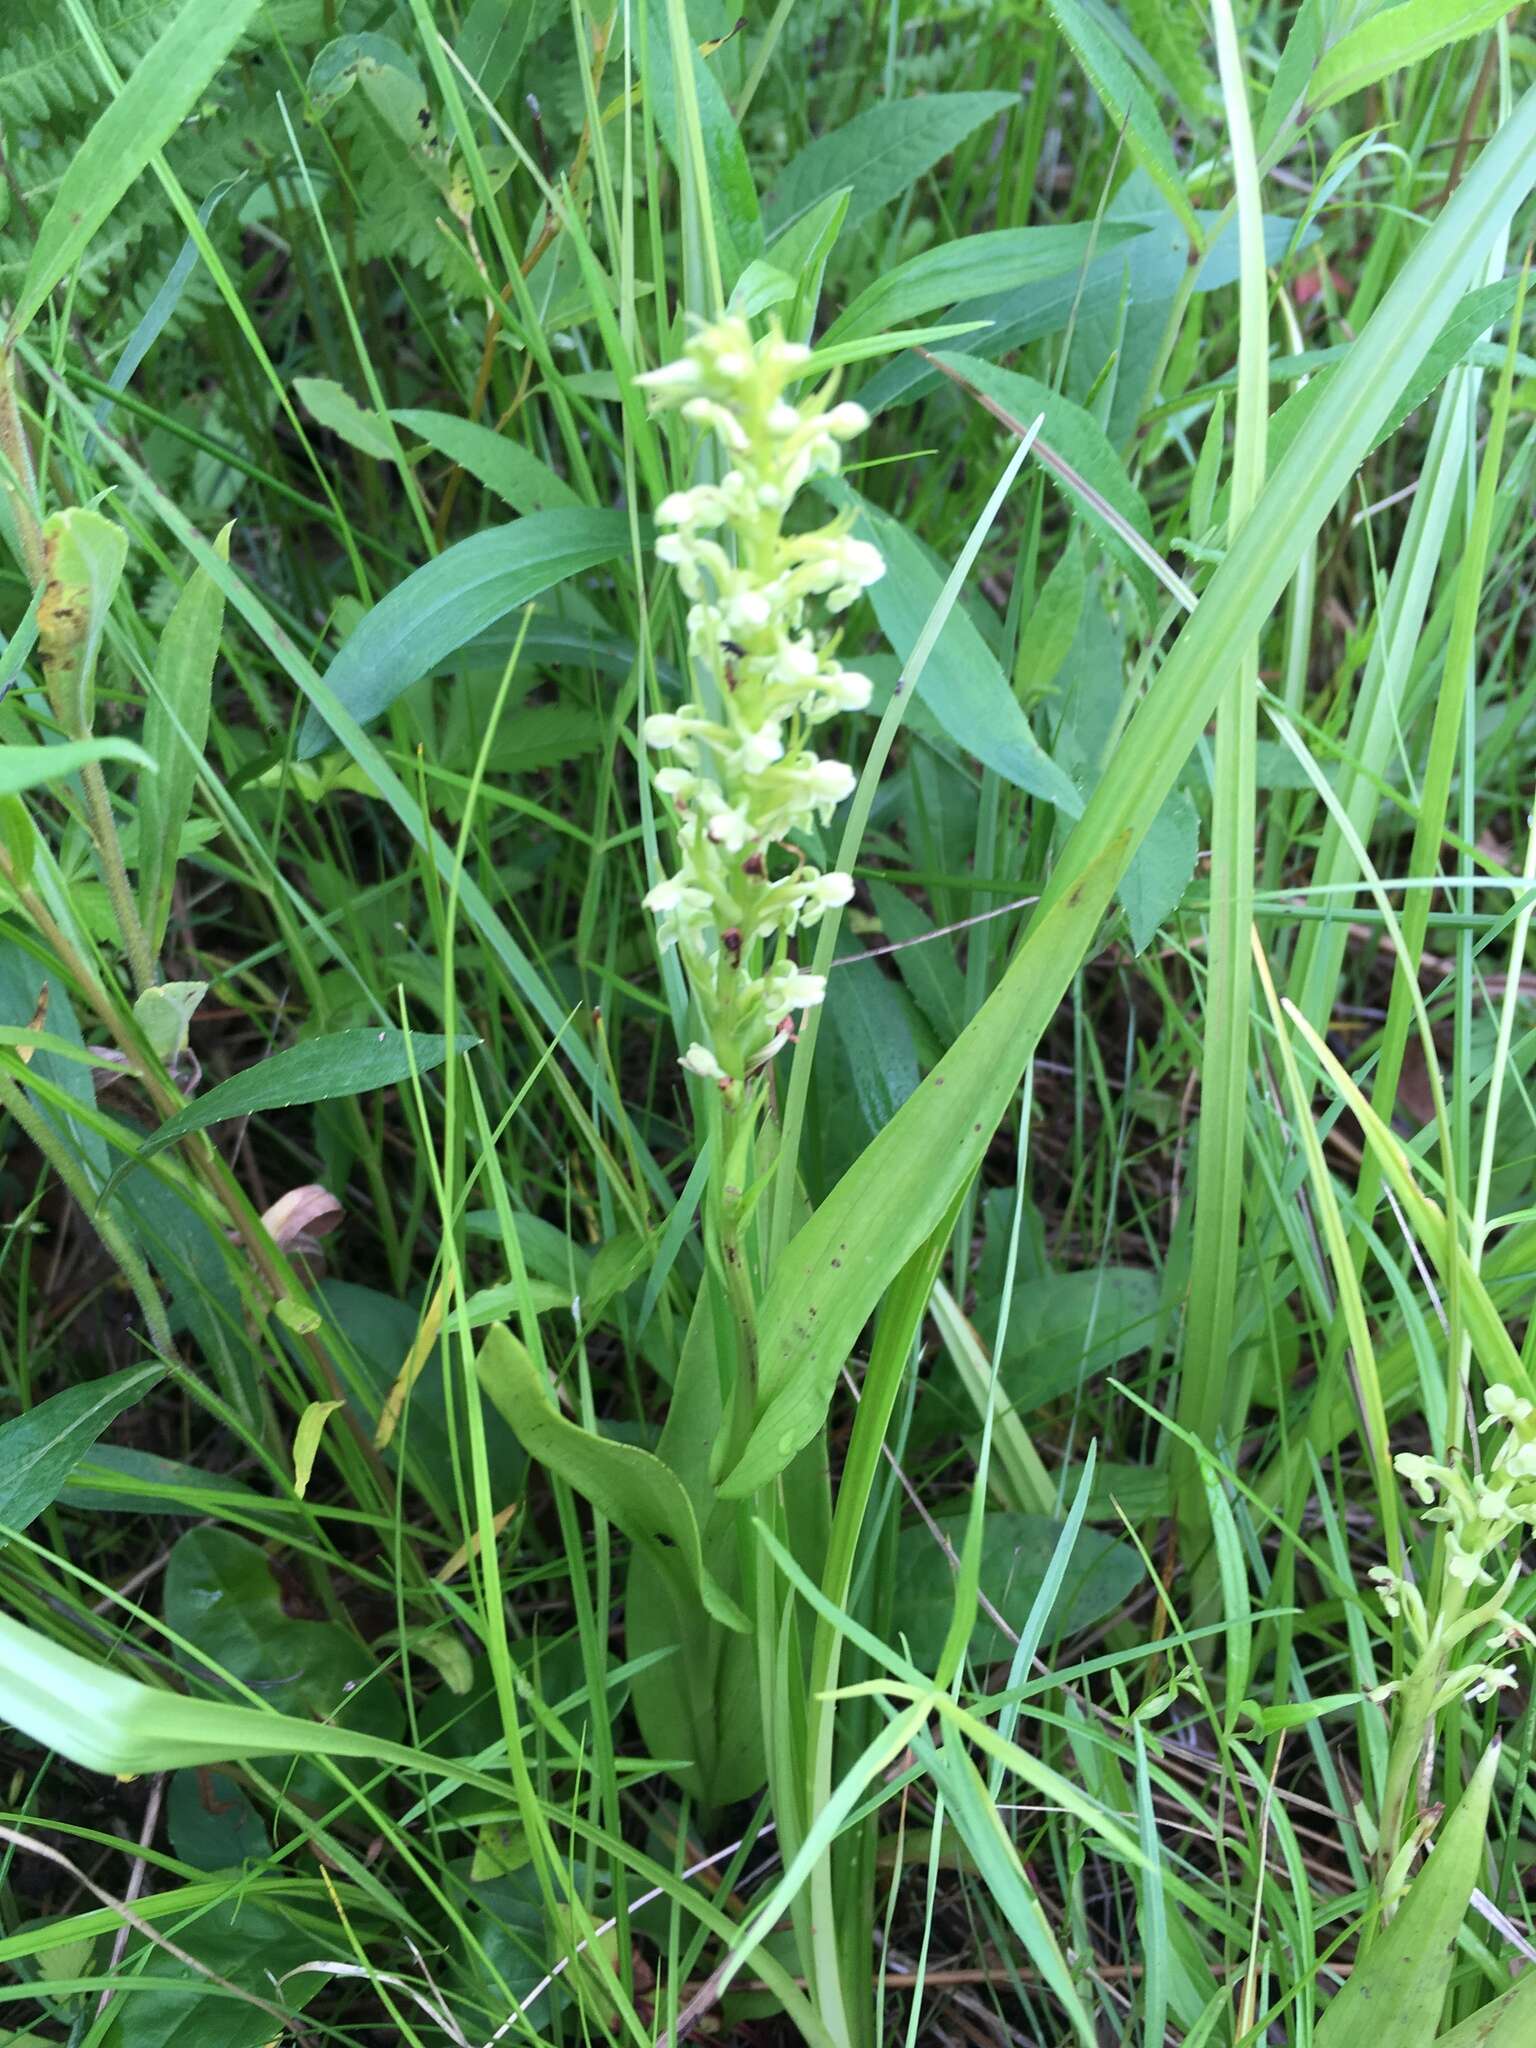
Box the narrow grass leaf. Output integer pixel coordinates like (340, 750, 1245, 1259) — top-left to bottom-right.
(635, 1139, 710, 1336)
(1201, 1452, 1253, 1730)
(920, 1732, 1095, 2045)
(1173, 0, 1266, 1533)
(1133, 1723, 1168, 2046)
(0, 739, 152, 792)
(93, 176, 244, 426)
(995, 1444, 1097, 1764)
(929, 1279, 1056, 1513)
(1253, 939, 1401, 1558)
(6, 0, 267, 342)
(909, 1686, 1224, 1923)
(1281, 1004, 1536, 1403)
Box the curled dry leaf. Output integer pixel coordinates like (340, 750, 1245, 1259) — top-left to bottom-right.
(258, 1183, 343, 1260)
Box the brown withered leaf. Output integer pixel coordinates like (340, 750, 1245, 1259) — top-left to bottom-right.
(258, 1184, 342, 1261)
(16, 983, 48, 1065)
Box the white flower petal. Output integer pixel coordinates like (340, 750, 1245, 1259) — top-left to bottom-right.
(680, 1042, 729, 1081)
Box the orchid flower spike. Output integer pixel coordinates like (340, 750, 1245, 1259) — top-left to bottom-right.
(636, 315, 882, 1099)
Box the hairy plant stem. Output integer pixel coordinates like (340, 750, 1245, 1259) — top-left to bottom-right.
(78, 756, 156, 994)
(0, 1063, 176, 1361)
(0, 843, 392, 1476)
(0, 347, 155, 992)
(0, 347, 45, 588)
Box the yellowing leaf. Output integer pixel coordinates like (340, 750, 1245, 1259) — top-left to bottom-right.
(375, 1280, 445, 1448)
(37, 508, 127, 735)
(292, 1399, 343, 1498)
(382, 1624, 473, 1694)
(15, 985, 47, 1067)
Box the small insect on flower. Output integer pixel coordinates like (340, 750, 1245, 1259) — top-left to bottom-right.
(637, 314, 883, 1100)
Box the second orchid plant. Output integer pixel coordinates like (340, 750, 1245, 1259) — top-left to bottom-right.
(1370, 1383, 1536, 1887)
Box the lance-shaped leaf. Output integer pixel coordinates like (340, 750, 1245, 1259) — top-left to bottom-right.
(0, 1365, 161, 1540)
(140, 527, 228, 957)
(1315, 1739, 1501, 2045)
(296, 510, 629, 757)
(477, 1327, 748, 1632)
(1311, 0, 1511, 113)
(763, 91, 1013, 237)
(822, 222, 1148, 348)
(0, 1608, 509, 1789)
(101, 1026, 470, 1201)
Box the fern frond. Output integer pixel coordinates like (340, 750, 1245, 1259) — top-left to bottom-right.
(2, 0, 181, 125)
(1124, 0, 1215, 118)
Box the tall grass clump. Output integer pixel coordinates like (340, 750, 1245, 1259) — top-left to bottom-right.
(0, 3, 1535, 2045)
